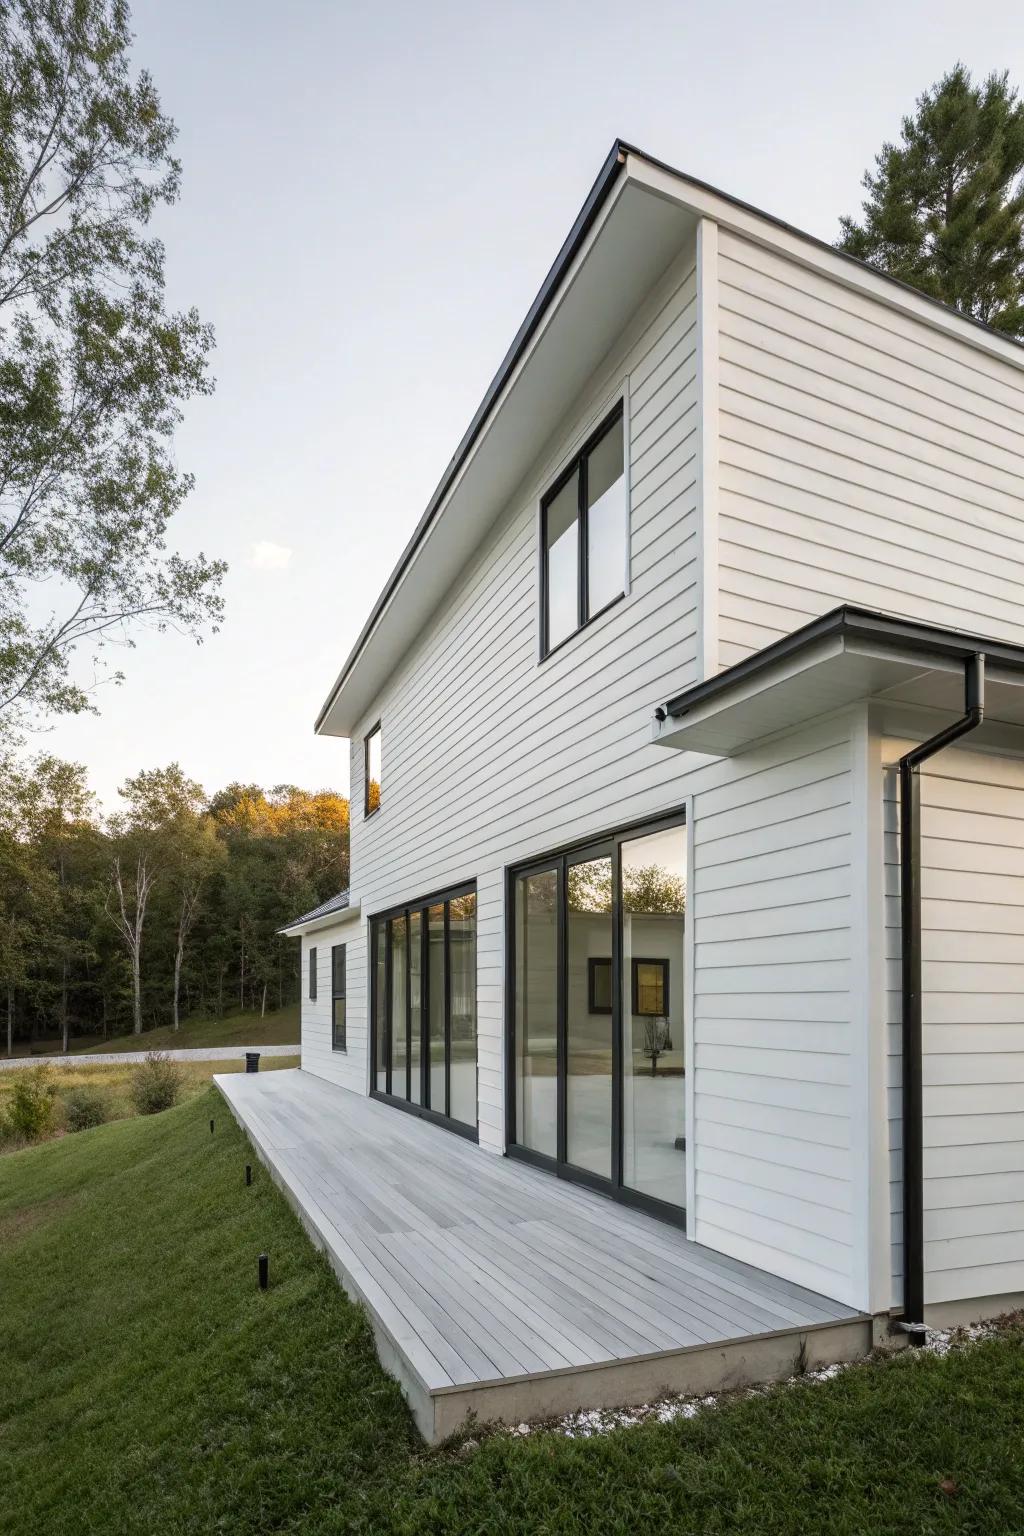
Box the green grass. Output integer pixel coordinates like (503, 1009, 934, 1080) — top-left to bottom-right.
(4, 1002, 300, 1059)
(1, 1089, 1022, 1535)
(0, 1057, 300, 1152)
(80, 1002, 300, 1053)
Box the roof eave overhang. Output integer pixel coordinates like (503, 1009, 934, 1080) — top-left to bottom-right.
(278, 898, 361, 939)
(653, 607, 1024, 757)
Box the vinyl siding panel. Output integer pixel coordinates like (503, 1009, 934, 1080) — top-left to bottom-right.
(691, 719, 861, 1305)
(883, 741, 1024, 1308)
(714, 230, 1024, 667)
(305, 245, 703, 1154)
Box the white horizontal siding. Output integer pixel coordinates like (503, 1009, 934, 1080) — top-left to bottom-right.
(330, 244, 703, 1151)
(883, 741, 1024, 1308)
(691, 718, 861, 1305)
(714, 230, 1024, 669)
(299, 925, 365, 1096)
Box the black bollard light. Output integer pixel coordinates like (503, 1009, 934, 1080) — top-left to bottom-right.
(210, 1118, 215, 1135)
(245, 1164, 252, 1186)
(258, 1253, 269, 1291)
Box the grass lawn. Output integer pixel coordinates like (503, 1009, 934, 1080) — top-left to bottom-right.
(3, 1001, 301, 1059)
(80, 1001, 301, 1053)
(1, 1088, 1022, 1535)
(0, 1057, 299, 1151)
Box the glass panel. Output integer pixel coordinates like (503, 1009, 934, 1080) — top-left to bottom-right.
(514, 869, 558, 1158)
(389, 915, 408, 1100)
(366, 726, 381, 814)
(621, 825, 687, 1207)
(566, 855, 613, 1178)
(544, 471, 578, 650)
(586, 416, 625, 616)
(448, 892, 477, 1127)
(427, 903, 446, 1112)
(408, 911, 422, 1104)
(373, 922, 387, 1091)
(331, 945, 346, 1051)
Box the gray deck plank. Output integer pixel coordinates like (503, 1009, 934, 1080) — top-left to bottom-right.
(216, 1069, 864, 1411)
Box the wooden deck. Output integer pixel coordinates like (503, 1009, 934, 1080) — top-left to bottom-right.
(217, 1068, 869, 1441)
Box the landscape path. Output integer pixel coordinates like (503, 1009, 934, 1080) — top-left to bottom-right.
(0, 1045, 299, 1071)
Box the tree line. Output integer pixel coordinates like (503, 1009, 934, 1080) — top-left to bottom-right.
(0, 758, 348, 1053)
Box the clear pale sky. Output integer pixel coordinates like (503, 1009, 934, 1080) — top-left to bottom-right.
(36, 0, 1024, 807)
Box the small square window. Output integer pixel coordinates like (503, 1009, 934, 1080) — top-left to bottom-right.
(364, 724, 381, 817)
(632, 958, 669, 1017)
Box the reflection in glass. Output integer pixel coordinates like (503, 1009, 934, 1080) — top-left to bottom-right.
(409, 911, 422, 1104)
(515, 869, 558, 1157)
(374, 922, 387, 1092)
(428, 903, 446, 1112)
(586, 417, 625, 616)
(621, 826, 686, 1206)
(365, 725, 381, 815)
(449, 893, 477, 1126)
(390, 915, 408, 1100)
(566, 855, 613, 1179)
(544, 471, 578, 650)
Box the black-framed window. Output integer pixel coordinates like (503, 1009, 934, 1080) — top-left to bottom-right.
(308, 946, 317, 1001)
(588, 956, 612, 1014)
(331, 944, 347, 1051)
(364, 723, 381, 817)
(541, 402, 626, 658)
(508, 810, 687, 1223)
(369, 882, 477, 1138)
(632, 957, 669, 1017)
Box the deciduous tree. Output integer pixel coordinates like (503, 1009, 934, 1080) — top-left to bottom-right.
(0, 0, 225, 737)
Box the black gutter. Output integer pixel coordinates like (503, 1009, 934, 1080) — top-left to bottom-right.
(898, 653, 985, 1341)
(658, 604, 1024, 721)
(314, 141, 630, 733)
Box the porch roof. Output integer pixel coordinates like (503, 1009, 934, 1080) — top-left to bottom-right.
(653, 606, 1024, 757)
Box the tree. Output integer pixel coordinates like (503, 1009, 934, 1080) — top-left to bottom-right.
(0, 0, 225, 737)
(838, 65, 1024, 335)
(0, 760, 58, 1054)
(106, 763, 204, 1033)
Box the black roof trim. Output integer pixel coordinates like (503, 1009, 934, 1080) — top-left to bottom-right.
(662, 605, 1024, 721)
(317, 140, 1024, 735)
(314, 141, 629, 733)
(280, 889, 350, 933)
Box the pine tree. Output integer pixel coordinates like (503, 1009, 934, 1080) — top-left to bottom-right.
(838, 64, 1024, 336)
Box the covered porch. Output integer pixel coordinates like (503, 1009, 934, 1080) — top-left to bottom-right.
(217, 1068, 868, 1442)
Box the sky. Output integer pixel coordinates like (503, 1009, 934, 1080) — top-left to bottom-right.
(34, 0, 1024, 808)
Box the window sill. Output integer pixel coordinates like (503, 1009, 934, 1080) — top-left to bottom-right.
(541, 590, 626, 664)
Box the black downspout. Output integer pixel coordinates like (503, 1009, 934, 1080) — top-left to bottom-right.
(898, 652, 985, 1341)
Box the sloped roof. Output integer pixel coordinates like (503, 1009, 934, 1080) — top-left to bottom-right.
(279, 890, 349, 935)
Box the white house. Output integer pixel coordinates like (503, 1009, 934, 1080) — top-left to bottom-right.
(268, 142, 1024, 1419)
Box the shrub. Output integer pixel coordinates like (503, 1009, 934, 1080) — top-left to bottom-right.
(130, 1053, 184, 1115)
(64, 1086, 109, 1133)
(5, 1066, 58, 1142)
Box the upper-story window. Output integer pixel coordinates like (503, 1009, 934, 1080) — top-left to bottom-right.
(364, 723, 382, 817)
(541, 402, 626, 657)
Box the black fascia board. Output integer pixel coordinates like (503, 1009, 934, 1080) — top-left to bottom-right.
(661, 606, 1024, 722)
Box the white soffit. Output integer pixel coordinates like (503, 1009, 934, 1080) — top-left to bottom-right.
(653, 638, 1024, 757)
(318, 179, 695, 737)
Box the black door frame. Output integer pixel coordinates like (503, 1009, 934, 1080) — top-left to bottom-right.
(369, 880, 478, 1142)
(505, 808, 687, 1227)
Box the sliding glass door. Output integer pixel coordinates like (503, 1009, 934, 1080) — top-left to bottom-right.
(509, 815, 687, 1220)
(370, 884, 477, 1136)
